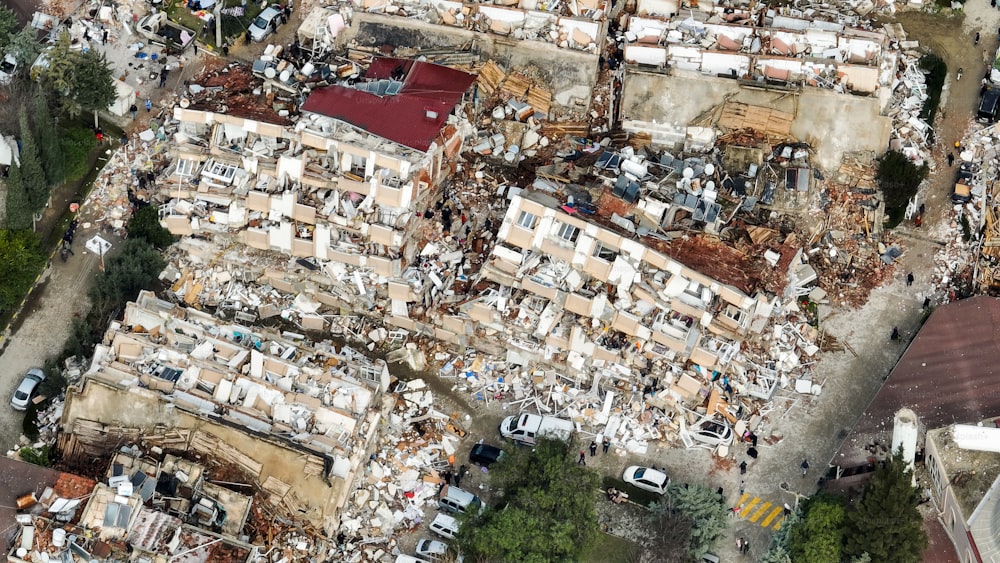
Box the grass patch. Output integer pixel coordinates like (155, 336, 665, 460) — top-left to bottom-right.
(163, 0, 264, 48)
(602, 476, 661, 507)
(582, 532, 643, 563)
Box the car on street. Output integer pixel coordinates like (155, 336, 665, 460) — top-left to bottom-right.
(248, 7, 282, 43)
(10, 368, 45, 411)
(622, 466, 670, 494)
(469, 443, 504, 467)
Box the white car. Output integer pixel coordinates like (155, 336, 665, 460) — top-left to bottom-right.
(0, 53, 17, 85)
(248, 6, 282, 43)
(415, 539, 448, 561)
(11, 368, 45, 411)
(690, 419, 734, 447)
(623, 466, 670, 495)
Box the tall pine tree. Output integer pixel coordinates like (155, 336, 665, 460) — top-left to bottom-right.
(32, 94, 64, 187)
(843, 450, 927, 563)
(5, 159, 32, 230)
(17, 106, 48, 216)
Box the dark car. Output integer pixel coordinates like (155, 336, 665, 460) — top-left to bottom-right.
(979, 87, 1000, 123)
(952, 162, 975, 203)
(469, 443, 504, 467)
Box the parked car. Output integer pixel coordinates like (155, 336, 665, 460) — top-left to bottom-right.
(438, 485, 483, 515)
(469, 443, 504, 467)
(11, 368, 45, 411)
(622, 466, 670, 494)
(952, 162, 975, 203)
(429, 513, 460, 540)
(248, 6, 282, 43)
(979, 87, 1000, 123)
(415, 539, 449, 561)
(0, 53, 17, 85)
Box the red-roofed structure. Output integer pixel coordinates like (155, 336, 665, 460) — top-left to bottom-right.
(301, 58, 476, 152)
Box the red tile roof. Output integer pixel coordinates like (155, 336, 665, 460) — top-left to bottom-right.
(836, 296, 1000, 465)
(301, 58, 476, 152)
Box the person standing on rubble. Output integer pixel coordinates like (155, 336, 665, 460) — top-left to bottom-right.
(976, 31, 981, 46)
(589, 441, 598, 457)
(923, 297, 931, 310)
(602, 437, 611, 454)
(579, 451, 586, 465)
(906, 272, 914, 286)
(891, 326, 900, 341)
(947, 152, 955, 166)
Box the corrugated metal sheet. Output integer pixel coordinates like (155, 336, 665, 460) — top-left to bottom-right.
(836, 296, 1000, 466)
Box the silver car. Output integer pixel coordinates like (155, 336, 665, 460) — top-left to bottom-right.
(248, 7, 282, 43)
(11, 368, 45, 411)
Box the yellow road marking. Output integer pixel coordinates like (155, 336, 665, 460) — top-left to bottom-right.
(761, 506, 784, 528)
(749, 502, 772, 522)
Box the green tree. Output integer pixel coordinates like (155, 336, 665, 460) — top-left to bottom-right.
(876, 150, 928, 228)
(843, 450, 927, 563)
(0, 7, 18, 50)
(651, 483, 730, 559)
(5, 157, 32, 229)
(0, 230, 47, 310)
(457, 437, 600, 562)
(17, 105, 48, 213)
(128, 205, 175, 249)
(5, 27, 41, 70)
(36, 32, 116, 117)
(643, 505, 696, 563)
(32, 92, 65, 186)
(88, 238, 165, 327)
(787, 493, 847, 563)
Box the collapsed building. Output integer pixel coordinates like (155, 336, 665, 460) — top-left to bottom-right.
(57, 290, 390, 536)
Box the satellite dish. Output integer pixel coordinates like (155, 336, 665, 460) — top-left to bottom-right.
(179, 98, 190, 108)
(683, 167, 694, 179)
(279, 69, 292, 82)
(705, 163, 715, 176)
(264, 67, 277, 79)
(705, 181, 716, 191)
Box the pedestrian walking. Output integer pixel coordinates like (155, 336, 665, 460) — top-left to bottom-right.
(579, 451, 586, 465)
(145, 98, 152, 112)
(958, 67, 965, 81)
(159, 67, 169, 88)
(976, 31, 981, 45)
(589, 441, 597, 457)
(455, 465, 467, 487)
(739, 480, 745, 496)
(130, 103, 138, 120)
(923, 297, 931, 310)
(736, 538, 744, 552)
(739, 460, 747, 474)
(602, 437, 610, 454)
(741, 538, 750, 554)
(891, 326, 900, 341)
(920, 203, 926, 216)
(906, 272, 914, 286)
(750, 432, 758, 448)
(914, 214, 922, 228)
(102, 29, 109, 44)
(947, 152, 955, 166)
(193, 42, 198, 55)
(801, 458, 810, 477)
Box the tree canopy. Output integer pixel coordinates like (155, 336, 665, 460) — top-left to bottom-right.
(648, 483, 729, 560)
(0, 7, 18, 51)
(843, 451, 927, 563)
(128, 205, 176, 249)
(36, 32, 116, 117)
(456, 437, 600, 562)
(787, 493, 847, 563)
(0, 230, 47, 311)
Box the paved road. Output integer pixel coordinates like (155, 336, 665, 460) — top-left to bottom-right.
(0, 227, 105, 454)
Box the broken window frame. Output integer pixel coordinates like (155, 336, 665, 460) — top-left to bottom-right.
(516, 210, 538, 230)
(592, 242, 618, 262)
(554, 222, 580, 244)
(203, 160, 239, 185)
(174, 159, 199, 178)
